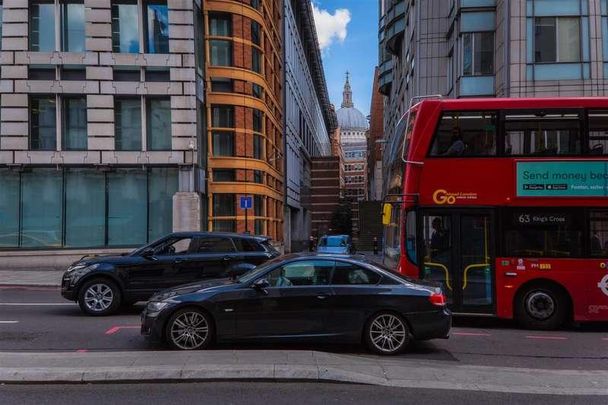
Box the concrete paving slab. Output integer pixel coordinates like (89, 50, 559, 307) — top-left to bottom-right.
(2, 350, 608, 396)
(0, 270, 63, 286)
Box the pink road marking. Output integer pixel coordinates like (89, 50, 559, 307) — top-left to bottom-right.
(104, 325, 139, 335)
(526, 335, 568, 340)
(76, 349, 88, 353)
(452, 332, 491, 337)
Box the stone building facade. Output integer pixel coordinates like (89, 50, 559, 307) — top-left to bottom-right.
(0, 0, 198, 263)
(0, 0, 338, 263)
(378, 0, 608, 196)
(283, 0, 335, 252)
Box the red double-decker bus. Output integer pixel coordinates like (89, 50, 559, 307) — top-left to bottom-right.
(382, 97, 608, 329)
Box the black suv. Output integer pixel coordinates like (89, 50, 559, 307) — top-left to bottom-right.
(61, 232, 280, 315)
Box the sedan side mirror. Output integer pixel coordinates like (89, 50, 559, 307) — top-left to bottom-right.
(251, 278, 270, 294)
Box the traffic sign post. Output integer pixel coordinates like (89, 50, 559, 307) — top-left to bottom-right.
(240, 196, 253, 234)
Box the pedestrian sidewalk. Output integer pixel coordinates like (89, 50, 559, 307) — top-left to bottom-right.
(1, 350, 607, 395)
(0, 270, 63, 287)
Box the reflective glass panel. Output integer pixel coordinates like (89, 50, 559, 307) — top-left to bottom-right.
(148, 168, 178, 241)
(21, 169, 63, 248)
(145, 2, 169, 53)
(65, 169, 105, 247)
(147, 98, 171, 150)
(63, 97, 87, 150)
(115, 98, 142, 150)
(30, 2, 56, 51)
(0, 170, 20, 247)
(108, 169, 147, 245)
(112, 2, 140, 53)
(30, 96, 57, 151)
(61, 2, 85, 52)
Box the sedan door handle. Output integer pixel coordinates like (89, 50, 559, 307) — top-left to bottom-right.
(223, 256, 232, 261)
(174, 259, 185, 264)
(316, 294, 330, 300)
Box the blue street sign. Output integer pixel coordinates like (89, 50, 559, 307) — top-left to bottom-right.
(240, 196, 253, 210)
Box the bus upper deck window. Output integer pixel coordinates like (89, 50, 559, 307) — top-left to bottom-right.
(430, 111, 497, 157)
(588, 111, 608, 155)
(504, 111, 581, 156)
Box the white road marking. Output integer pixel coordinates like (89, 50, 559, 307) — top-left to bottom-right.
(0, 320, 19, 324)
(0, 302, 75, 306)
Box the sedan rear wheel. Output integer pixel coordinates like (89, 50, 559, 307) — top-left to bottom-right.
(166, 308, 213, 350)
(365, 312, 410, 355)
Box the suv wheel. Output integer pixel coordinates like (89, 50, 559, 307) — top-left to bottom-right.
(78, 278, 121, 316)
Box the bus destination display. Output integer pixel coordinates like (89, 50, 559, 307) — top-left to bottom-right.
(516, 161, 608, 197)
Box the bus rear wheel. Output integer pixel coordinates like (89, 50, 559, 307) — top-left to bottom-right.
(515, 284, 568, 330)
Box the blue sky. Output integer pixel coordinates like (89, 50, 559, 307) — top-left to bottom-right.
(312, 0, 378, 116)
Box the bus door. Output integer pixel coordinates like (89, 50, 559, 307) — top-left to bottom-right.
(420, 210, 494, 314)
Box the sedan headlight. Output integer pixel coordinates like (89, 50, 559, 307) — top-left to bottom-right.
(66, 263, 100, 286)
(146, 301, 172, 313)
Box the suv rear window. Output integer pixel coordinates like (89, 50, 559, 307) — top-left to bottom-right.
(261, 240, 279, 255)
(234, 238, 264, 252)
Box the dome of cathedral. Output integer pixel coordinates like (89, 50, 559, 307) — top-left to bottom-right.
(336, 73, 369, 131)
(337, 106, 369, 130)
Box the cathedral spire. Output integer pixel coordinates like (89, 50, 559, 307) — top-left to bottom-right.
(341, 71, 354, 108)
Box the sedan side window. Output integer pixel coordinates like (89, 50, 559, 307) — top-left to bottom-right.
(155, 237, 193, 256)
(331, 262, 381, 285)
(195, 237, 235, 253)
(266, 260, 333, 287)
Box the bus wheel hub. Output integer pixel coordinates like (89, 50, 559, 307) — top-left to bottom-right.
(526, 291, 555, 320)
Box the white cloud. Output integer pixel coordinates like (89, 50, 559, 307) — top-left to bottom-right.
(311, 3, 351, 51)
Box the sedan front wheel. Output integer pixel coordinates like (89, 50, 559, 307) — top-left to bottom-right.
(365, 312, 411, 355)
(166, 308, 214, 350)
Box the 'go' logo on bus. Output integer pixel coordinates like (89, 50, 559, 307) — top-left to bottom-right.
(433, 189, 456, 205)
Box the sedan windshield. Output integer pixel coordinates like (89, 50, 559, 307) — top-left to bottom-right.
(237, 256, 285, 284)
(319, 236, 347, 247)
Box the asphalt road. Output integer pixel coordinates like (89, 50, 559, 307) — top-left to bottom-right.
(1, 382, 606, 405)
(1, 286, 608, 370)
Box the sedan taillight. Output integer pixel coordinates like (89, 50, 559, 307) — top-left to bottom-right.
(429, 291, 446, 307)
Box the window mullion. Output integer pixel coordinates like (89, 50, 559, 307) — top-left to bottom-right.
(141, 96, 147, 151)
(55, 0, 60, 52)
(56, 95, 62, 151)
(472, 33, 477, 76)
(138, 0, 145, 53)
(555, 17, 560, 63)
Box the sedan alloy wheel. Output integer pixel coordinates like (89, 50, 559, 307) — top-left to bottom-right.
(166, 309, 213, 350)
(366, 313, 410, 355)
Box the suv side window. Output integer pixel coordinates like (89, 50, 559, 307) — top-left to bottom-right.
(195, 237, 235, 253)
(154, 237, 194, 256)
(331, 261, 381, 285)
(266, 260, 333, 287)
(233, 238, 264, 252)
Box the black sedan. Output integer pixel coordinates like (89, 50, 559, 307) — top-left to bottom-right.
(141, 254, 451, 355)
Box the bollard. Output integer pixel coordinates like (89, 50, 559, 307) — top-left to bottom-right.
(309, 236, 315, 252)
(373, 237, 378, 255)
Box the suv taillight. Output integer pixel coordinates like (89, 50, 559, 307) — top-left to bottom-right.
(429, 291, 446, 307)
